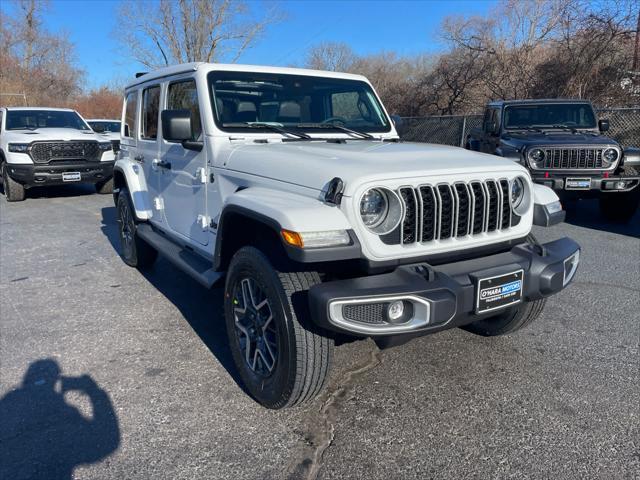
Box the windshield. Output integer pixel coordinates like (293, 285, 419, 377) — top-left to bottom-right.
(503, 103, 597, 130)
(5, 110, 90, 131)
(208, 71, 390, 134)
(88, 121, 121, 133)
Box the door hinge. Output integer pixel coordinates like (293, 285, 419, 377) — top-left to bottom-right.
(196, 214, 211, 231)
(153, 197, 164, 211)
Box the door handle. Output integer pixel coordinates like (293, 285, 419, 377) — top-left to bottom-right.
(152, 158, 172, 170)
(134, 154, 144, 162)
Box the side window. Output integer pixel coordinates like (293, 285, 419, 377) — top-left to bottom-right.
(141, 85, 161, 140)
(167, 80, 202, 140)
(483, 108, 499, 133)
(123, 91, 137, 138)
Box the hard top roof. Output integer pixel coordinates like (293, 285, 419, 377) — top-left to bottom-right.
(488, 99, 594, 108)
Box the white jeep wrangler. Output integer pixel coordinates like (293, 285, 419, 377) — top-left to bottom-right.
(113, 63, 580, 409)
(0, 107, 116, 201)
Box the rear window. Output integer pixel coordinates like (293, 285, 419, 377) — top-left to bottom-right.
(141, 86, 161, 140)
(123, 91, 138, 138)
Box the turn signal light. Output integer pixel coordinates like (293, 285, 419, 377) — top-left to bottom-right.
(281, 230, 304, 248)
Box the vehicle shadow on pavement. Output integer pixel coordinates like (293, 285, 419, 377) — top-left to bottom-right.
(563, 199, 640, 238)
(99, 206, 247, 395)
(0, 359, 120, 480)
(24, 184, 98, 199)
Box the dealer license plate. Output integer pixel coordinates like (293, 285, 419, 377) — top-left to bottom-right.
(62, 172, 81, 182)
(476, 270, 524, 314)
(565, 178, 591, 190)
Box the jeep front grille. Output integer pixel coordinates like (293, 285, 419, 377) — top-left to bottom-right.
(540, 148, 604, 170)
(384, 179, 513, 246)
(29, 141, 101, 164)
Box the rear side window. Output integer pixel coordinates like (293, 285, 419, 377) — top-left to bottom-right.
(167, 80, 202, 141)
(141, 86, 161, 140)
(123, 91, 137, 138)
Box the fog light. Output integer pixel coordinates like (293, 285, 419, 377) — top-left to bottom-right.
(616, 181, 628, 190)
(387, 301, 404, 321)
(563, 250, 580, 287)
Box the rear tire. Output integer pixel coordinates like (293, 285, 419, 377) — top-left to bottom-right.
(116, 188, 157, 268)
(96, 177, 114, 194)
(599, 166, 640, 223)
(2, 163, 26, 202)
(224, 246, 333, 409)
(461, 299, 547, 336)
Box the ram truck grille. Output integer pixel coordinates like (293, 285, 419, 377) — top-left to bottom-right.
(29, 141, 101, 164)
(540, 148, 604, 170)
(384, 179, 513, 246)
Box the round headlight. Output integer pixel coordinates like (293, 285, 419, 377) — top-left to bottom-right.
(528, 148, 545, 167)
(511, 177, 525, 209)
(360, 188, 388, 227)
(359, 188, 403, 235)
(602, 148, 618, 166)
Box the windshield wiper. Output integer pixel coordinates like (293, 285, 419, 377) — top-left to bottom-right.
(223, 122, 311, 140)
(296, 122, 375, 139)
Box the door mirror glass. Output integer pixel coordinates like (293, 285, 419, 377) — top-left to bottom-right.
(161, 109, 192, 142)
(598, 119, 610, 132)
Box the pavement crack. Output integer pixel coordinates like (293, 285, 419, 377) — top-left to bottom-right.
(288, 341, 383, 480)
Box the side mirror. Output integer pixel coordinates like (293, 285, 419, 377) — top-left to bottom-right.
(161, 109, 192, 142)
(598, 119, 609, 132)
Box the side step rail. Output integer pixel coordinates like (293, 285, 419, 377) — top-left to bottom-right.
(136, 224, 223, 288)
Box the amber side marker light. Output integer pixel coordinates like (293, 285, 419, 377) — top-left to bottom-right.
(281, 229, 304, 248)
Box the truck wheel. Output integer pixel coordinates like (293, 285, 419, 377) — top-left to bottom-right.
(95, 178, 114, 194)
(461, 299, 547, 336)
(2, 163, 26, 202)
(116, 188, 157, 268)
(599, 166, 640, 223)
(224, 246, 333, 409)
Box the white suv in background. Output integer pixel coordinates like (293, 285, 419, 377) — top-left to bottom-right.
(113, 63, 580, 409)
(87, 118, 122, 143)
(0, 107, 116, 201)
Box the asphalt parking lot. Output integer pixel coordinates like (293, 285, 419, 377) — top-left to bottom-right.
(0, 185, 638, 480)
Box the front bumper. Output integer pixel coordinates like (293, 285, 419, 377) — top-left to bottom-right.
(5, 161, 114, 187)
(532, 173, 640, 193)
(309, 237, 580, 337)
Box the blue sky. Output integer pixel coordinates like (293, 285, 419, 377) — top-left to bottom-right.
(19, 0, 496, 89)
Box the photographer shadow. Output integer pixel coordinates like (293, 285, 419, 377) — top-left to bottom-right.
(0, 359, 120, 480)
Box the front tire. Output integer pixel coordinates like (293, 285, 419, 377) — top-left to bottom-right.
(116, 188, 157, 268)
(461, 299, 547, 336)
(96, 177, 114, 194)
(224, 246, 333, 409)
(2, 163, 26, 202)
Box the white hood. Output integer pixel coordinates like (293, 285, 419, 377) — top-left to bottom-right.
(3, 128, 107, 143)
(222, 140, 528, 196)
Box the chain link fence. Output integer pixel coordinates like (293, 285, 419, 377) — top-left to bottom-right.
(398, 108, 640, 148)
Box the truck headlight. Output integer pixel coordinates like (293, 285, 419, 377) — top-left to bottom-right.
(511, 177, 525, 209)
(359, 188, 403, 235)
(8, 143, 29, 153)
(602, 148, 618, 166)
(527, 148, 545, 168)
(360, 188, 388, 227)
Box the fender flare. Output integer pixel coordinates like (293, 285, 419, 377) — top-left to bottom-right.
(113, 160, 153, 220)
(532, 183, 565, 227)
(213, 188, 360, 269)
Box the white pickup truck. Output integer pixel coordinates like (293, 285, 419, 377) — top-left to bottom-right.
(112, 63, 580, 409)
(0, 107, 116, 201)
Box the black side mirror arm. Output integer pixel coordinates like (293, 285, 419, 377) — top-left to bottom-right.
(182, 140, 203, 152)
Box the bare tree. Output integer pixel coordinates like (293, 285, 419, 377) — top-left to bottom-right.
(305, 42, 357, 72)
(116, 0, 279, 69)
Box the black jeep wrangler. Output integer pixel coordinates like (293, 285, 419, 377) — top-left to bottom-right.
(466, 99, 640, 222)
